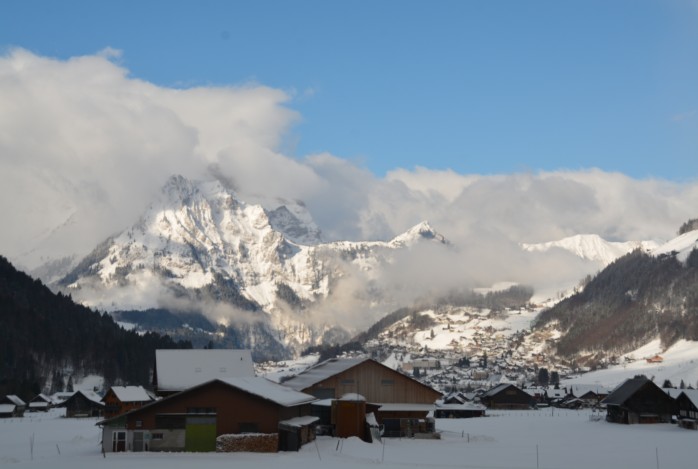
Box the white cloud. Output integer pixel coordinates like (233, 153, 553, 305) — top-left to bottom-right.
(2, 49, 698, 313)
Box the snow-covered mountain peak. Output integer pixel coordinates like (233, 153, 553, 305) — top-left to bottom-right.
(389, 221, 448, 247)
(521, 234, 659, 266)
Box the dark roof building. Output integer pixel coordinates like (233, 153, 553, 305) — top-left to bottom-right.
(480, 384, 534, 410)
(60, 390, 104, 418)
(602, 377, 676, 424)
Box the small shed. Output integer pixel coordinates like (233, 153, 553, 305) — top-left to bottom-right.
(434, 401, 486, 418)
(480, 384, 533, 410)
(61, 390, 104, 418)
(29, 393, 52, 412)
(602, 377, 676, 424)
(278, 415, 319, 451)
(1, 395, 26, 417)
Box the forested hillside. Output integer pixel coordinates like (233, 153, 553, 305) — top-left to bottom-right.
(535, 248, 698, 362)
(0, 256, 190, 400)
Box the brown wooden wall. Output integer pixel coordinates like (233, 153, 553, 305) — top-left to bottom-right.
(124, 381, 310, 436)
(303, 360, 441, 403)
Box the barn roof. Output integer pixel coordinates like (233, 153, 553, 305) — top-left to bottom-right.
(568, 384, 610, 397)
(281, 357, 369, 391)
(155, 349, 255, 392)
(677, 389, 698, 408)
(107, 386, 153, 403)
(602, 377, 660, 406)
(481, 383, 514, 398)
(218, 377, 317, 407)
(4, 395, 25, 406)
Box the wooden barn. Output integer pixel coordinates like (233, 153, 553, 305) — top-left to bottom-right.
(152, 349, 255, 396)
(602, 377, 676, 424)
(675, 389, 698, 430)
(98, 377, 316, 453)
(480, 384, 534, 410)
(282, 357, 441, 404)
(282, 357, 441, 438)
(60, 390, 104, 418)
(101, 386, 154, 419)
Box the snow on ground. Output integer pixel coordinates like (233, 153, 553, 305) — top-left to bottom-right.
(564, 339, 698, 389)
(3, 408, 697, 469)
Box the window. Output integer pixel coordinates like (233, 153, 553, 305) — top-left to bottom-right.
(135, 420, 142, 428)
(381, 379, 394, 386)
(341, 379, 355, 385)
(151, 432, 164, 440)
(186, 407, 216, 414)
(155, 415, 186, 429)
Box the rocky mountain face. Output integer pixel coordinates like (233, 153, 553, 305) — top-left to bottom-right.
(52, 175, 449, 360)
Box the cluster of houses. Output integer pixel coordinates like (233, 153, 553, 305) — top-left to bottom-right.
(3, 350, 698, 455)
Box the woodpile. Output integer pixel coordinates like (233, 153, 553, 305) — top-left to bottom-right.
(216, 433, 278, 453)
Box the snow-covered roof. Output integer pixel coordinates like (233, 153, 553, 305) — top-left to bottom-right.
(435, 402, 486, 411)
(32, 393, 52, 403)
(282, 357, 369, 391)
(218, 377, 316, 407)
(278, 415, 320, 428)
(677, 389, 698, 408)
(29, 402, 49, 408)
(50, 392, 75, 404)
(76, 390, 104, 405)
(0, 404, 16, 413)
(108, 386, 152, 403)
(4, 395, 25, 406)
(340, 393, 366, 401)
(568, 384, 610, 397)
(155, 349, 255, 392)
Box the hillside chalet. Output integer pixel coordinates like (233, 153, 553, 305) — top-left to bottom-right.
(480, 384, 534, 410)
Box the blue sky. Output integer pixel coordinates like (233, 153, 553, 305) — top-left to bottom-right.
(2, 0, 697, 180)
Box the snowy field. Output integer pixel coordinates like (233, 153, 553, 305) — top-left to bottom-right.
(2, 408, 697, 469)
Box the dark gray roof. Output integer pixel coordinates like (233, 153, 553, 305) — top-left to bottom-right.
(482, 383, 516, 398)
(602, 377, 654, 406)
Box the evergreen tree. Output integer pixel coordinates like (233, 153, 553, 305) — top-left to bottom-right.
(538, 368, 550, 387)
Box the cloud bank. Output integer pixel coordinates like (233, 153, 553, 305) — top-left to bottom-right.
(2, 49, 698, 316)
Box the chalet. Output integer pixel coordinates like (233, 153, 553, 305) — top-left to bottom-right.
(153, 349, 254, 396)
(60, 390, 104, 418)
(480, 384, 534, 410)
(98, 377, 316, 453)
(101, 386, 154, 419)
(28, 393, 52, 412)
(1, 395, 26, 417)
(282, 357, 442, 437)
(602, 377, 676, 424)
(675, 389, 698, 430)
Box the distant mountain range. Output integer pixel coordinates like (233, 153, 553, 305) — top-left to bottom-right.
(15, 173, 694, 365)
(46, 175, 449, 359)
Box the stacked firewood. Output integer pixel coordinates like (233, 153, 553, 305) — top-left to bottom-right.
(216, 433, 279, 453)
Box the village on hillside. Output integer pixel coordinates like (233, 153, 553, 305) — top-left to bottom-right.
(2, 347, 698, 456)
